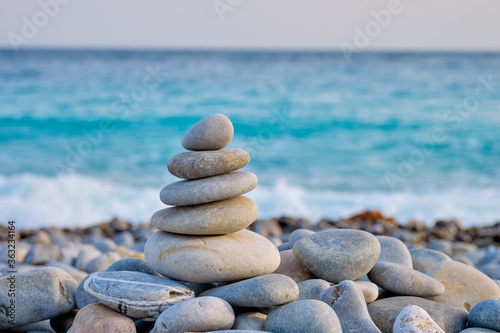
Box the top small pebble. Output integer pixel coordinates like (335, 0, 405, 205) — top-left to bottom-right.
(182, 114, 234, 151)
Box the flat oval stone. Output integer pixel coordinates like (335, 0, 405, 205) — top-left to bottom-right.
(152, 196, 258, 235)
(233, 312, 267, 330)
(288, 229, 315, 248)
(168, 148, 250, 179)
(376, 236, 412, 268)
(297, 279, 331, 301)
(84, 271, 194, 320)
(84, 252, 122, 273)
(160, 171, 257, 206)
(468, 299, 500, 331)
(76, 275, 99, 309)
(151, 296, 234, 333)
(200, 274, 299, 307)
(264, 299, 342, 333)
(144, 229, 280, 283)
(410, 248, 451, 273)
(393, 305, 444, 333)
(71, 303, 135, 333)
(182, 113, 234, 151)
(355, 281, 379, 304)
(293, 229, 381, 283)
(23, 243, 63, 265)
(106, 258, 161, 276)
(368, 262, 445, 297)
(273, 249, 316, 283)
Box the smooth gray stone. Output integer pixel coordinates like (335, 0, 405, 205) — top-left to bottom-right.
(182, 113, 234, 151)
(297, 279, 331, 301)
(368, 262, 445, 297)
(114, 231, 135, 247)
(29, 230, 52, 244)
(410, 248, 451, 273)
(200, 274, 299, 307)
(367, 296, 468, 333)
(91, 238, 117, 253)
(264, 299, 342, 333)
(459, 329, 500, 333)
(74, 246, 102, 271)
(277, 242, 290, 251)
(84, 271, 194, 321)
(8, 319, 56, 332)
(452, 242, 478, 256)
(453, 254, 475, 266)
(355, 281, 379, 303)
(478, 264, 500, 280)
(393, 305, 444, 333)
(273, 249, 316, 283)
(232, 312, 267, 330)
(160, 171, 258, 206)
(468, 299, 500, 331)
(474, 249, 500, 267)
(168, 148, 250, 179)
(23, 243, 63, 265)
(151, 296, 234, 333)
(84, 252, 121, 273)
(181, 282, 217, 296)
(76, 274, 99, 309)
(152, 196, 258, 235)
(106, 257, 160, 276)
(293, 229, 381, 283)
(0, 267, 78, 329)
(45, 261, 86, 276)
(320, 280, 381, 333)
(376, 236, 412, 268)
(288, 229, 315, 248)
(427, 240, 453, 256)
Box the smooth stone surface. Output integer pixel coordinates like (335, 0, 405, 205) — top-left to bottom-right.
(46, 261, 86, 276)
(368, 262, 444, 297)
(273, 249, 316, 283)
(23, 243, 63, 265)
(277, 242, 290, 252)
(168, 148, 250, 179)
(106, 257, 160, 276)
(200, 274, 298, 307)
(84, 252, 121, 273)
(288, 229, 315, 248)
(459, 329, 500, 333)
(84, 271, 194, 320)
(376, 236, 413, 268)
(297, 279, 331, 301)
(0, 267, 78, 329)
(71, 303, 136, 333)
(468, 299, 500, 331)
(428, 261, 500, 311)
(182, 113, 234, 151)
(293, 229, 381, 283)
(393, 305, 444, 333)
(75, 275, 99, 309)
(427, 240, 453, 256)
(160, 171, 257, 206)
(355, 281, 379, 304)
(320, 280, 381, 333)
(410, 248, 451, 273)
(92, 238, 117, 253)
(114, 231, 135, 247)
(9, 319, 55, 333)
(152, 196, 258, 235)
(264, 300, 342, 333)
(367, 296, 468, 333)
(145, 229, 280, 283)
(74, 246, 101, 271)
(151, 296, 234, 333)
(232, 312, 267, 330)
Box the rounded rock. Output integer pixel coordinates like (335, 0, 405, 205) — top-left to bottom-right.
(376, 236, 412, 268)
(84, 252, 122, 273)
(76, 274, 99, 309)
(232, 312, 267, 331)
(468, 299, 500, 331)
(288, 229, 315, 248)
(410, 248, 451, 273)
(297, 279, 331, 301)
(393, 305, 444, 333)
(355, 281, 379, 304)
(71, 303, 136, 333)
(182, 113, 234, 151)
(273, 249, 316, 283)
(106, 257, 161, 276)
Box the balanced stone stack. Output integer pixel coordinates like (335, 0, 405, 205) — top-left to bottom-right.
(145, 114, 280, 283)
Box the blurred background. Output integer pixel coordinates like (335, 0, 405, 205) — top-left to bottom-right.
(1, 0, 499, 228)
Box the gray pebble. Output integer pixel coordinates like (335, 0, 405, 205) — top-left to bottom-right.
(288, 229, 315, 248)
(84, 252, 121, 273)
(91, 238, 117, 253)
(427, 240, 453, 256)
(409, 248, 451, 273)
(297, 279, 331, 301)
(23, 243, 63, 265)
(106, 257, 160, 276)
(232, 312, 267, 330)
(273, 249, 316, 283)
(114, 231, 135, 247)
(74, 246, 102, 271)
(468, 299, 500, 331)
(376, 236, 412, 268)
(182, 113, 234, 151)
(75, 274, 99, 309)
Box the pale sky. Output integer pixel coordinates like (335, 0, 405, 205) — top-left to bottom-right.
(0, 0, 499, 51)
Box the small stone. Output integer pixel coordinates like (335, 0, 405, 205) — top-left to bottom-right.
(293, 229, 381, 283)
(264, 299, 342, 333)
(200, 274, 298, 307)
(151, 296, 234, 333)
(114, 231, 135, 247)
(76, 274, 99, 309)
(320, 280, 381, 333)
(84, 271, 194, 320)
(297, 279, 331, 301)
(273, 249, 316, 283)
(288, 229, 315, 248)
(74, 245, 102, 271)
(71, 303, 136, 333)
(8, 319, 56, 333)
(277, 242, 290, 251)
(182, 113, 234, 151)
(46, 261, 86, 276)
(452, 242, 478, 256)
(168, 148, 250, 179)
(23, 243, 63, 265)
(84, 252, 122, 273)
(106, 258, 160, 276)
(468, 299, 500, 331)
(30, 230, 52, 244)
(459, 328, 500, 333)
(355, 281, 379, 304)
(152, 196, 258, 235)
(376, 236, 412, 268)
(410, 248, 451, 273)
(453, 254, 475, 266)
(427, 240, 453, 256)
(232, 312, 267, 330)
(92, 238, 117, 253)
(393, 305, 444, 333)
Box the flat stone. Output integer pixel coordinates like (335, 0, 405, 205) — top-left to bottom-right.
(265, 299, 342, 333)
(376, 236, 412, 268)
(393, 305, 444, 333)
(114, 231, 135, 247)
(459, 329, 500, 333)
(232, 312, 267, 330)
(367, 296, 468, 333)
(273, 249, 316, 283)
(71, 303, 136, 333)
(182, 113, 234, 151)
(0, 267, 78, 329)
(288, 229, 315, 248)
(160, 171, 257, 206)
(151, 296, 234, 333)
(74, 246, 102, 271)
(145, 229, 280, 283)
(106, 258, 160, 276)
(23, 243, 63, 265)
(152, 196, 258, 235)
(75, 274, 99, 309)
(410, 248, 451, 273)
(168, 148, 250, 179)
(293, 229, 381, 283)
(297, 279, 331, 301)
(427, 240, 453, 256)
(355, 281, 379, 303)
(84, 252, 122, 273)
(84, 271, 194, 320)
(427, 261, 500, 311)
(320, 280, 381, 333)
(200, 274, 298, 307)
(368, 262, 445, 297)
(468, 299, 500, 331)
(92, 238, 117, 253)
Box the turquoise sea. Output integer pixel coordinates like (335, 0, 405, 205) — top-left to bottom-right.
(1, 50, 499, 228)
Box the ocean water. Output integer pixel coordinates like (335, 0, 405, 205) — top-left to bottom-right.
(1, 49, 499, 228)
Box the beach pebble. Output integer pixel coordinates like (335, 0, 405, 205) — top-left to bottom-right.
(74, 246, 102, 271)
(453, 254, 475, 266)
(459, 329, 500, 333)
(84, 252, 121, 273)
(273, 249, 316, 283)
(293, 229, 381, 283)
(468, 299, 500, 331)
(145, 229, 280, 283)
(367, 296, 468, 333)
(277, 242, 290, 251)
(200, 274, 298, 307)
(46, 261, 86, 276)
(75, 274, 98, 309)
(288, 229, 315, 248)
(71, 303, 136, 333)
(393, 305, 444, 333)
(114, 231, 135, 247)
(106, 257, 160, 276)
(160, 171, 257, 206)
(376, 236, 412, 268)
(152, 196, 258, 235)
(452, 242, 478, 256)
(30, 230, 52, 244)
(368, 262, 444, 297)
(427, 260, 500, 310)
(151, 296, 234, 333)
(410, 248, 451, 273)
(0, 267, 78, 329)
(92, 238, 117, 253)
(84, 271, 194, 320)
(264, 299, 342, 333)
(320, 280, 381, 333)
(168, 148, 250, 179)
(182, 113, 234, 151)
(297, 279, 331, 301)
(427, 240, 453, 256)
(232, 312, 267, 330)
(355, 281, 379, 303)
(23, 243, 63, 265)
